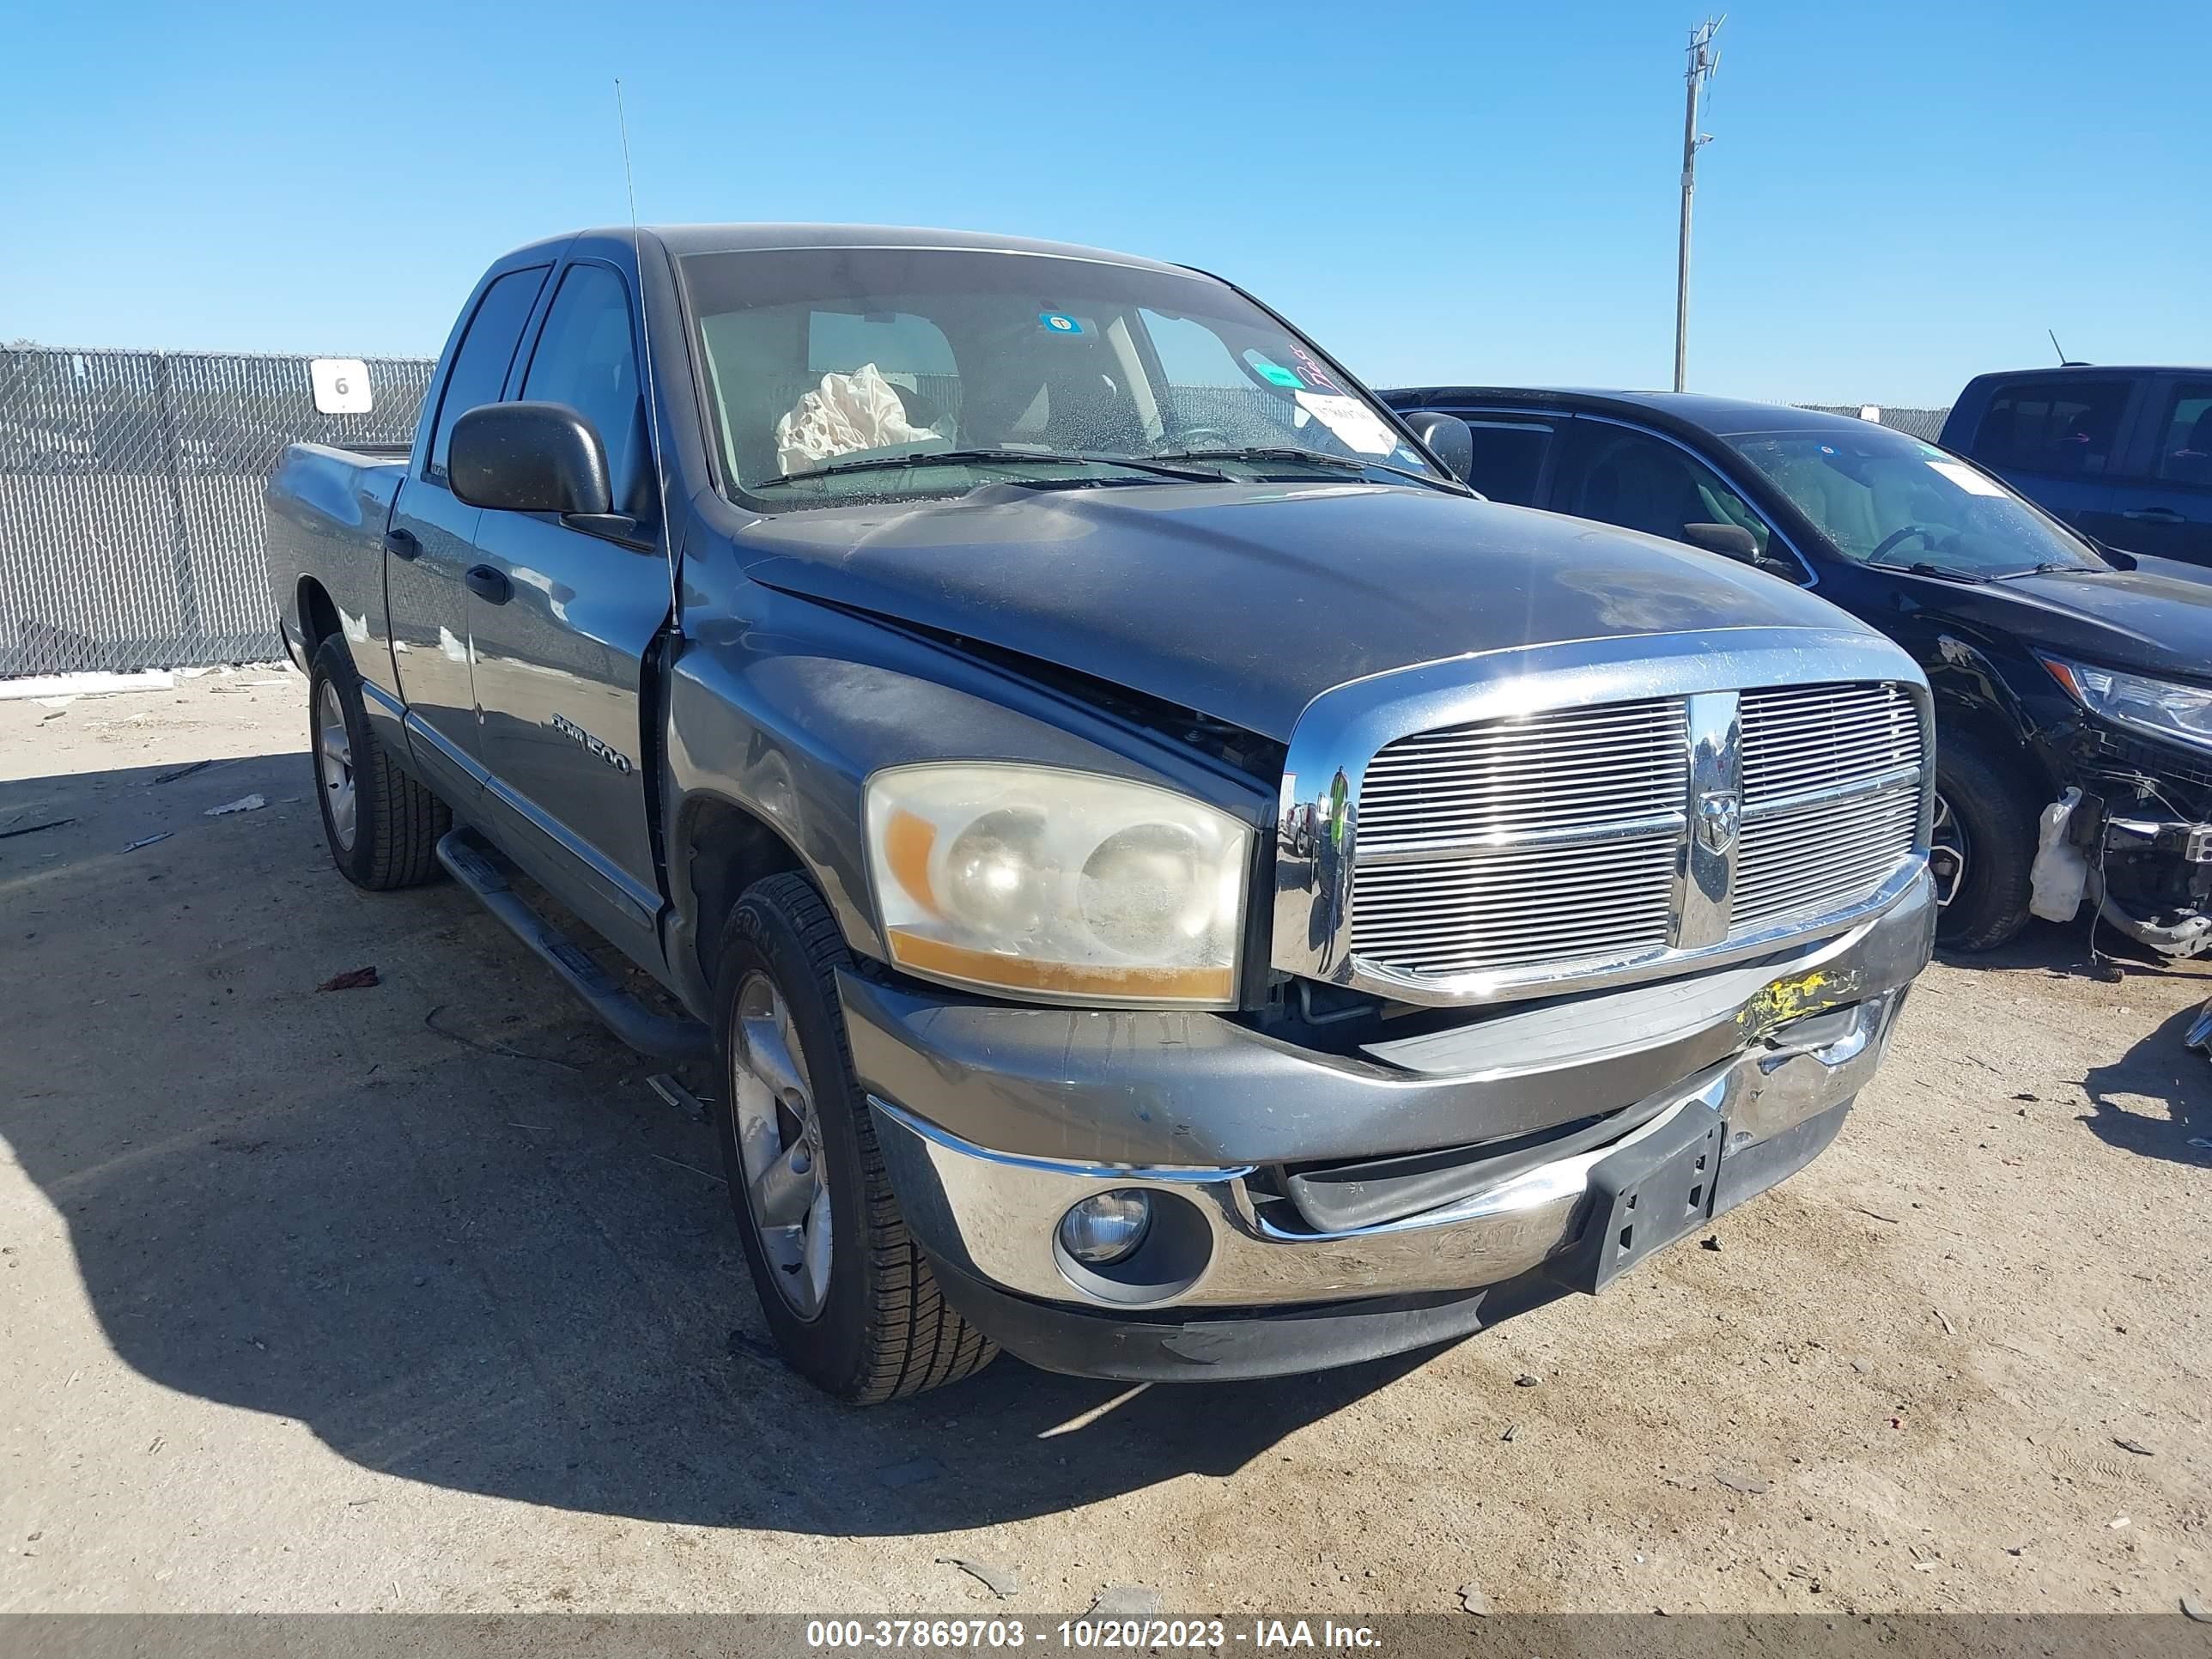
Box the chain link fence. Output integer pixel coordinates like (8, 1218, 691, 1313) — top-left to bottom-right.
(0, 343, 1957, 682)
(0, 347, 434, 678)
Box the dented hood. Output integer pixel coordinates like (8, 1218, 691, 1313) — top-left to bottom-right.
(734, 481, 1861, 743)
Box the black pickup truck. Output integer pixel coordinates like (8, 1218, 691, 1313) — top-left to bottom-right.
(264, 224, 1934, 1401)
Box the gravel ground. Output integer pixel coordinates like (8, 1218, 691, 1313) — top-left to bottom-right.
(1, 673, 2207, 1615)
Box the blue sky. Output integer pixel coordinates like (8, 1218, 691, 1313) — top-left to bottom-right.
(4, 0, 2204, 405)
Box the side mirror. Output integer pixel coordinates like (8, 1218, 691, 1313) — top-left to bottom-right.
(1681, 521, 1762, 563)
(449, 401, 613, 517)
(1400, 410, 1475, 486)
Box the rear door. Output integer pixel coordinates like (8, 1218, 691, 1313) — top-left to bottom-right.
(462, 258, 671, 954)
(1543, 416, 1807, 580)
(385, 263, 550, 796)
(1954, 374, 2144, 550)
(2098, 374, 2212, 567)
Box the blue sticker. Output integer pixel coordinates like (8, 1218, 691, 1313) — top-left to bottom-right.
(1039, 312, 1084, 335)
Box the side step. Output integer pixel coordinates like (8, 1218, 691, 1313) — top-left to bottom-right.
(435, 829, 712, 1066)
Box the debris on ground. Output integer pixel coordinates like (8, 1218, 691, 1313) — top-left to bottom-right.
(0, 817, 75, 842)
(204, 793, 267, 817)
(2113, 1437, 2155, 1457)
(875, 1456, 945, 1491)
(2110, 1516, 2131, 1529)
(120, 832, 173, 853)
(1087, 1588, 1164, 1618)
(725, 1328, 779, 1365)
(647, 1073, 708, 1123)
(1456, 1583, 1492, 1615)
(2182, 1595, 2211, 1625)
(316, 967, 380, 993)
(1700, 1234, 1722, 1251)
(1514, 1372, 1540, 1388)
(1934, 1308, 1956, 1335)
(1850, 1359, 1871, 1375)
(1715, 1468, 1771, 1495)
(1851, 1205, 1902, 1224)
(1501, 1422, 1518, 1442)
(0, 669, 173, 701)
(936, 1556, 1019, 1598)
(152, 759, 219, 785)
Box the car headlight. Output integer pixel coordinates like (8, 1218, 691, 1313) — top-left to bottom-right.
(863, 763, 1251, 1006)
(2043, 656, 2212, 756)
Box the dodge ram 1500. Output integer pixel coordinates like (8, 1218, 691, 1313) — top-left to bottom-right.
(264, 224, 1936, 1401)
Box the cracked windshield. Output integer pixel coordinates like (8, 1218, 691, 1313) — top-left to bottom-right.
(681, 246, 1445, 501)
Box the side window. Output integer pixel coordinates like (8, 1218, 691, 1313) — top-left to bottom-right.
(1557, 422, 1774, 560)
(521, 264, 653, 521)
(2153, 382, 2212, 488)
(1971, 378, 2130, 477)
(426, 265, 549, 482)
(1447, 415, 1552, 506)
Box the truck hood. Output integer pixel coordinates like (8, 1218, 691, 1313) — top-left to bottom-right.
(733, 482, 1857, 742)
(1917, 558, 2212, 684)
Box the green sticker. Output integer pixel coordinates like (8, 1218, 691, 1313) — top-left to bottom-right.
(1250, 357, 1303, 388)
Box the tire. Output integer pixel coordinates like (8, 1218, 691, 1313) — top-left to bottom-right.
(308, 636, 449, 891)
(711, 872, 996, 1403)
(1932, 728, 2040, 951)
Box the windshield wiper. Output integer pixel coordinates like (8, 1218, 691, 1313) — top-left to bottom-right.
(1865, 559, 1988, 584)
(765, 449, 1224, 487)
(1148, 446, 1450, 489)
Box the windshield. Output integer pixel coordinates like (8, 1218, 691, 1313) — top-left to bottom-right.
(1726, 427, 2106, 578)
(678, 246, 1448, 503)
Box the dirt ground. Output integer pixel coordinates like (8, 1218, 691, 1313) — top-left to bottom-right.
(1, 673, 2207, 1617)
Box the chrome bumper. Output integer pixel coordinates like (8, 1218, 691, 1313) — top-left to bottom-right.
(872, 965, 1909, 1316)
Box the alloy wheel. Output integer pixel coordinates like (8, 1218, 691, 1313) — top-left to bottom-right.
(729, 972, 833, 1318)
(316, 680, 356, 852)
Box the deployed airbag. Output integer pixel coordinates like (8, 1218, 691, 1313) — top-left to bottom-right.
(775, 364, 934, 473)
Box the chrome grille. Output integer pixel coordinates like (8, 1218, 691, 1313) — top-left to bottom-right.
(1734, 683, 1925, 933)
(1349, 699, 1686, 975)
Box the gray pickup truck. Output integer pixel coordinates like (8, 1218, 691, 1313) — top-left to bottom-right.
(264, 224, 1936, 1401)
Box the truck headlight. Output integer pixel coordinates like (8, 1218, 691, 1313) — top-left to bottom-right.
(864, 763, 1250, 1006)
(2043, 656, 2212, 757)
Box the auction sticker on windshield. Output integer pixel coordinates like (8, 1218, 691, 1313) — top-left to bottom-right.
(1295, 391, 1396, 455)
(1926, 459, 2008, 497)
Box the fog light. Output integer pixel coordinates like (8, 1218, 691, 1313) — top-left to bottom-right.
(1057, 1190, 1152, 1265)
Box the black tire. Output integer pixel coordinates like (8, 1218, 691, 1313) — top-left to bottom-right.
(308, 636, 449, 890)
(711, 872, 996, 1403)
(1933, 728, 2040, 951)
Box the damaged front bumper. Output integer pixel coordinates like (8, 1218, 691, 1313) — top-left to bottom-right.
(854, 869, 1934, 1381)
(2031, 726, 2212, 956)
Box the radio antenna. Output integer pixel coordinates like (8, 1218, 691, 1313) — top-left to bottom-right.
(616, 77, 678, 618)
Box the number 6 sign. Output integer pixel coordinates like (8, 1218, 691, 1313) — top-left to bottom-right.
(309, 357, 373, 415)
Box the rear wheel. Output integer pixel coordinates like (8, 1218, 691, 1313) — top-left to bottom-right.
(308, 636, 448, 890)
(711, 872, 996, 1402)
(1932, 730, 2039, 951)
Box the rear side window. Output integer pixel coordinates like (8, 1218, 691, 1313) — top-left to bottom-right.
(1971, 378, 2130, 477)
(2153, 381, 2212, 487)
(521, 263, 654, 520)
(1454, 416, 1553, 506)
(426, 265, 549, 481)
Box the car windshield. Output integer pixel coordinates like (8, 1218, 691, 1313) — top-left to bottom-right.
(1726, 426, 2106, 578)
(678, 246, 1448, 504)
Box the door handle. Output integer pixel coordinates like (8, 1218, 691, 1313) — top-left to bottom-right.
(2122, 507, 2185, 524)
(383, 527, 421, 560)
(464, 564, 513, 605)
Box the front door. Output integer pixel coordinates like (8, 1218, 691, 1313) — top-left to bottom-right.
(383, 262, 550, 797)
(462, 259, 671, 956)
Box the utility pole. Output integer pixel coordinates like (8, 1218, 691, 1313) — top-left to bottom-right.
(1674, 16, 1723, 392)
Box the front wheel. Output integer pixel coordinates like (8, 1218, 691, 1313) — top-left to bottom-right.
(1931, 730, 2039, 951)
(308, 636, 448, 890)
(711, 872, 996, 1402)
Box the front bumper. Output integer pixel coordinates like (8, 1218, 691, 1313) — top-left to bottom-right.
(855, 870, 1933, 1376)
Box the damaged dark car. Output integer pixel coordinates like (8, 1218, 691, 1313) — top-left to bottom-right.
(1381, 387, 2212, 957)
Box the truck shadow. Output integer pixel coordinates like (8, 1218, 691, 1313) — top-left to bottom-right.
(1, 751, 1459, 1537)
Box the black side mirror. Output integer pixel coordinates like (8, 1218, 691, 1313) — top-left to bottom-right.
(1400, 410, 1475, 486)
(1681, 521, 1762, 563)
(449, 401, 613, 517)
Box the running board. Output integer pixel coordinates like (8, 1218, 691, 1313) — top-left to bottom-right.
(435, 829, 712, 1065)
